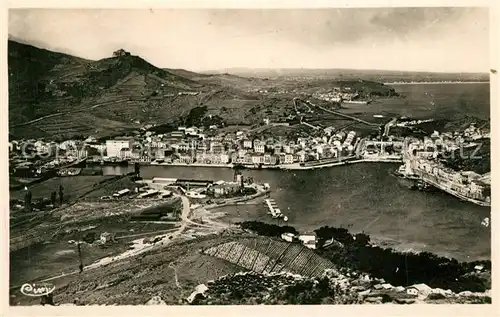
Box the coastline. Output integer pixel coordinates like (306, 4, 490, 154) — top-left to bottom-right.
(384, 81, 489, 85)
(140, 157, 403, 171)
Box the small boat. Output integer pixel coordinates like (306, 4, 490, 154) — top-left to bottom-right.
(481, 217, 490, 227)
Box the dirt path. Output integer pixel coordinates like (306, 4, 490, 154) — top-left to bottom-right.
(12, 192, 230, 291)
(115, 228, 179, 240)
(15, 193, 192, 286)
(168, 262, 181, 288)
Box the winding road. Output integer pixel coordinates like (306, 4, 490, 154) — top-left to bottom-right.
(11, 192, 195, 290)
(297, 98, 379, 127)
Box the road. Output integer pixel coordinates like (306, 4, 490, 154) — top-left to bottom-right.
(115, 228, 179, 240)
(11, 192, 195, 290)
(300, 98, 379, 127)
(11, 98, 130, 128)
(383, 117, 398, 137)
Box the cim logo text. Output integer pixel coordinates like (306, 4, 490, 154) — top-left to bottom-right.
(20, 283, 55, 297)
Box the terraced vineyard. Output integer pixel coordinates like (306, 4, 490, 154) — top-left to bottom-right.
(203, 237, 336, 278)
(28, 112, 133, 139)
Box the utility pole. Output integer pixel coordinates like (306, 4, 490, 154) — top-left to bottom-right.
(77, 242, 83, 273)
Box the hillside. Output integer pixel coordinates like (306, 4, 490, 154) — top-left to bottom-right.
(9, 230, 491, 306)
(8, 41, 264, 140)
(8, 40, 441, 141)
(190, 271, 491, 305)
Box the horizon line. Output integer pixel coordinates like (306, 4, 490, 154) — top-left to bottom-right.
(197, 67, 490, 75)
(8, 37, 490, 76)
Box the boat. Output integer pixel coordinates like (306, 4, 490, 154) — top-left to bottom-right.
(232, 163, 246, 170)
(342, 100, 369, 105)
(265, 166, 281, 170)
(102, 158, 129, 166)
(57, 167, 82, 177)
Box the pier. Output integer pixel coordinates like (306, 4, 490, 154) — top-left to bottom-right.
(264, 199, 288, 221)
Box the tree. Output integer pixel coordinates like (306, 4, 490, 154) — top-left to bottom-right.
(50, 191, 57, 206)
(77, 242, 84, 273)
(24, 188, 32, 212)
(354, 232, 370, 246)
(59, 185, 64, 206)
(134, 162, 141, 178)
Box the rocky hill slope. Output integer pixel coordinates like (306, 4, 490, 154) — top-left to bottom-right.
(8, 40, 263, 140)
(188, 270, 491, 305)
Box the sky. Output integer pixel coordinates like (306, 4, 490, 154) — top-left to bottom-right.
(8, 8, 490, 73)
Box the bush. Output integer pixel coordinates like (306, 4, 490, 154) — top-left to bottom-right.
(314, 226, 490, 293)
(237, 221, 298, 237)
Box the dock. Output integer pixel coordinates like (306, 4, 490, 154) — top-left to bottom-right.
(264, 199, 288, 221)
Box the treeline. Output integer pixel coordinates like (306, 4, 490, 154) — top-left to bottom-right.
(237, 221, 299, 237)
(314, 226, 491, 293)
(236, 221, 490, 293)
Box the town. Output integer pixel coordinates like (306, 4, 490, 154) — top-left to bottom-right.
(8, 7, 493, 307)
(9, 109, 491, 207)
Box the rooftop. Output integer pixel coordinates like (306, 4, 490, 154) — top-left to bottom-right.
(110, 137, 134, 141)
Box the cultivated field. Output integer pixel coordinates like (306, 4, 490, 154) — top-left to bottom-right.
(203, 237, 336, 278)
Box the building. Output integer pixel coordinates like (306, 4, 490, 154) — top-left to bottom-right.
(263, 154, 278, 165)
(210, 142, 225, 154)
(223, 133, 236, 144)
(219, 154, 230, 164)
(185, 127, 200, 136)
(252, 154, 265, 165)
(231, 153, 240, 163)
(406, 284, 433, 299)
(281, 232, 296, 242)
(196, 153, 230, 164)
(177, 155, 194, 164)
(106, 137, 134, 158)
(100, 232, 115, 244)
(254, 140, 265, 153)
(284, 154, 294, 164)
(298, 232, 317, 249)
(174, 142, 190, 152)
(208, 182, 241, 198)
(119, 148, 133, 159)
(171, 130, 185, 140)
(342, 131, 356, 147)
(243, 153, 253, 164)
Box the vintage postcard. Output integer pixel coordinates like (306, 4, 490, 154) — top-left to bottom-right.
(2, 0, 498, 315)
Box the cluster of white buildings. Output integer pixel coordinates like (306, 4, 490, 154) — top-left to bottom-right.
(411, 123, 488, 155)
(281, 232, 317, 249)
(405, 156, 490, 204)
(312, 87, 359, 103)
(9, 139, 89, 159)
(100, 125, 362, 166)
(401, 126, 491, 205)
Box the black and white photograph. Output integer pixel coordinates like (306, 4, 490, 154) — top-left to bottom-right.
(5, 5, 495, 308)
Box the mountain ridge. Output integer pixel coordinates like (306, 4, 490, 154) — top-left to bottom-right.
(8, 40, 250, 140)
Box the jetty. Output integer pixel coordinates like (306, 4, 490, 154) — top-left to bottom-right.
(264, 199, 288, 221)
